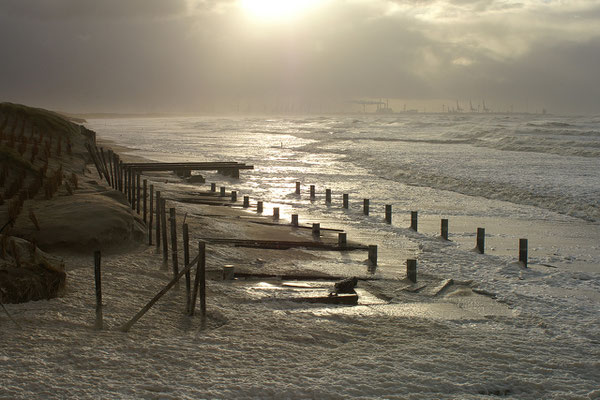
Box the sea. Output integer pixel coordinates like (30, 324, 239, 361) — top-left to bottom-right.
(87, 113, 600, 275)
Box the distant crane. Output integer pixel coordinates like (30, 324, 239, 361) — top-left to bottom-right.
(455, 100, 463, 112)
(469, 100, 477, 112)
(482, 99, 490, 113)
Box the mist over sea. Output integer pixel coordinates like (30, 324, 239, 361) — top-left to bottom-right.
(88, 113, 600, 273)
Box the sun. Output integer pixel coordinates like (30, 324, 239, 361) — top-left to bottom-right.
(239, 0, 318, 21)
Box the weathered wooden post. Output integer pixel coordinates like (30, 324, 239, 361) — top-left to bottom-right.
(519, 238, 528, 267)
(142, 179, 148, 223)
(183, 223, 191, 313)
(136, 172, 141, 214)
(129, 168, 134, 209)
(291, 214, 299, 226)
(107, 150, 114, 188)
(161, 199, 168, 267)
(476, 228, 485, 254)
(407, 259, 417, 283)
(210, 183, 216, 192)
(312, 223, 320, 237)
(385, 205, 392, 224)
(155, 191, 161, 249)
(222, 265, 234, 280)
(243, 195, 250, 208)
(368, 245, 378, 266)
(126, 167, 131, 204)
(148, 184, 154, 245)
(295, 181, 301, 195)
(338, 232, 347, 249)
(94, 250, 102, 330)
(343, 193, 349, 209)
(220, 186, 226, 196)
(273, 207, 280, 219)
(325, 189, 331, 204)
(441, 219, 449, 240)
(231, 190, 237, 202)
(257, 201, 263, 213)
(190, 241, 206, 316)
(118, 159, 123, 192)
(169, 208, 179, 284)
(310, 185, 315, 199)
(411, 211, 418, 231)
(363, 199, 370, 215)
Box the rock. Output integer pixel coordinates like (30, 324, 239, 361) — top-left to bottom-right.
(186, 174, 206, 184)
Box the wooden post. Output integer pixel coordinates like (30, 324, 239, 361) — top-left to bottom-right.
(476, 228, 485, 254)
(338, 232, 347, 248)
(94, 250, 102, 330)
(118, 160, 123, 192)
(291, 214, 299, 226)
(120, 252, 201, 331)
(310, 185, 315, 199)
(411, 211, 418, 231)
(312, 223, 320, 237)
(243, 195, 249, 208)
(363, 199, 370, 215)
(169, 208, 179, 284)
(222, 265, 234, 280)
(148, 184, 154, 245)
(368, 245, 378, 266)
(107, 150, 114, 188)
(273, 207, 280, 219)
(126, 167, 131, 203)
(519, 238, 528, 267)
(295, 181, 301, 194)
(190, 242, 206, 316)
(231, 190, 237, 202)
(143, 179, 148, 223)
(161, 199, 168, 267)
(129, 168, 134, 207)
(220, 186, 226, 196)
(325, 189, 331, 204)
(257, 201, 263, 213)
(407, 259, 417, 283)
(385, 205, 392, 224)
(183, 224, 191, 313)
(210, 183, 216, 192)
(136, 172, 141, 214)
(155, 191, 161, 249)
(441, 219, 449, 240)
(343, 193, 349, 209)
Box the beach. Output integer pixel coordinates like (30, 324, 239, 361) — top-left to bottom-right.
(1, 109, 600, 399)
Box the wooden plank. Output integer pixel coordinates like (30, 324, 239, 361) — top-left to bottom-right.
(197, 238, 368, 251)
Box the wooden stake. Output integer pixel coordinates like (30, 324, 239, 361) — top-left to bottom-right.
(411, 211, 418, 231)
(94, 250, 103, 330)
(312, 223, 320, 237)
(257, 201, 263, 213)
(325, 189, 331, 203)
(220, 186, 226, 196)
(183, 224, 191, 313)
(441, 219, 449, 240)
(161, 199, 168, 267)
(291, 214, 299, 226)
(338, 232, 347, 248)
(368, 245, 378, 266)
(190, 242, 206, 316)
(385, 205, 392, 224)
(136, 173, 141, 214)
(155, 191, 161, 249)
(407, 259, 417, 283)
(363, 199, 370, 215)
(343, 193, 349, 209)
(143, 179, 148, 223)
(210, 183, 216, 192)
(169, 208, 179, 284)
(273, 207, 280, 219)
(243, 195, 249, 208)
(476, 228, 485, 254)
(310, 185, 315, 199)
(295, 181, 301, 194)
(148, 184, 154, 245)
(519, 238, 528, 267)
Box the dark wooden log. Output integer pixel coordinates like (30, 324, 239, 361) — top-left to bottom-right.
(120, 252, 200, 332)
(476, 228, 485, 254)
(94, 250, 102, 330)
(197, 237, 368, 251)
(407, 259, 417, 283)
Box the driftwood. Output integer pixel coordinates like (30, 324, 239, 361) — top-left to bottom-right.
(120, 253, 201, 332)
(197, 238, 368, 251)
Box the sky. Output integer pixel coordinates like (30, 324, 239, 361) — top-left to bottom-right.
(1, 0, 599, 115)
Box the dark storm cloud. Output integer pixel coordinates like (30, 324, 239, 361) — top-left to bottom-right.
(0, 0, 599, 113)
